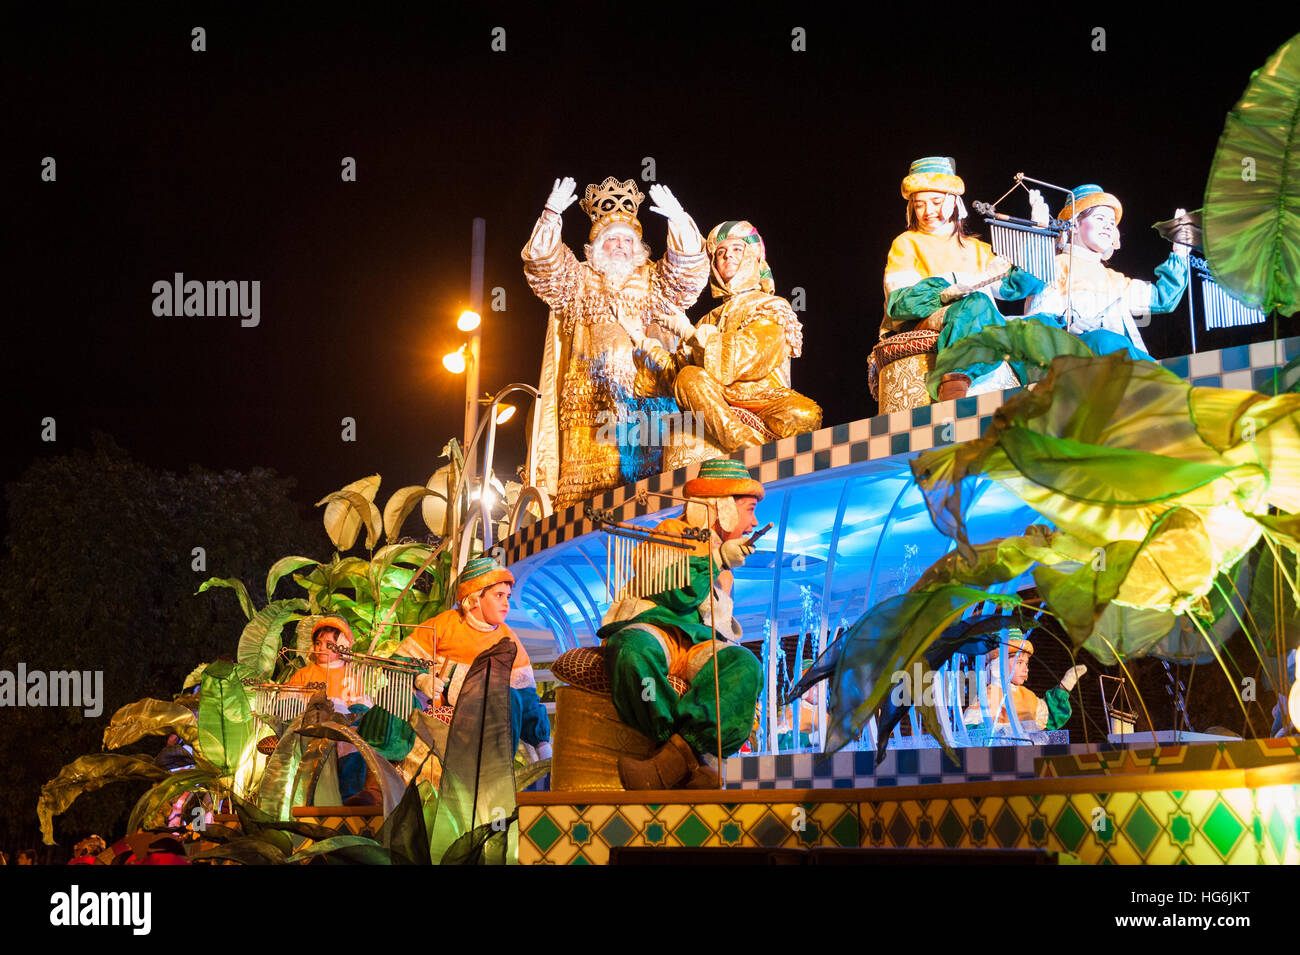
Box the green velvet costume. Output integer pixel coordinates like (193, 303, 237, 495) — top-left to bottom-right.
(598, 520, 763, 758)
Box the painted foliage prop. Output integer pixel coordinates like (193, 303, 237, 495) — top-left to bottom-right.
(1204, 32, 1300, 317)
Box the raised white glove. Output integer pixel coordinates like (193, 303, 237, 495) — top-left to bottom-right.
(719, 539, 755, 569)
(1029, 189, 1050, 226)
(1171, 207, 1191, 257)
(647, 183, 688, 225)
(545, 176, 578, 215)
(1059, 664, 1087, 693)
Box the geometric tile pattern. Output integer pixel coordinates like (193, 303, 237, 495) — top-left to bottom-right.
(1037, 737, 1300, 778)
(500, 337, 1300, 565)
(518, 780, 1300, 865)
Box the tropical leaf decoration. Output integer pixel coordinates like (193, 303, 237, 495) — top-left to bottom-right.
(236, 599, 309, 678)
(1203, 32, 1300, 316)
(376, 773, 434, 865)
(383, 487, 437, 543)
(428, 638, 519, 864)
(195, 660, 258, 785)
(181, 662, 209, 690)
(284, 835, 394, 865)
(102, 698, 199, 749)
(125, 767, 218, 835)
(266, 555, 320, 601)
(196, 576, 256, 620)
(190, 836, 287, 866)
(318, 474, 382, 550)
(39, 754, 171, 844)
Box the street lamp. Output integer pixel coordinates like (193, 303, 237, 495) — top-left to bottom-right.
(442, 344, 468, 375)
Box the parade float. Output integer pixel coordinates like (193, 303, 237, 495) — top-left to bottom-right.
(39, 32, 1300, 866)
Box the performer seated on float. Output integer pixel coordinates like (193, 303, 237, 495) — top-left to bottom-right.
(632, 220, 821, 454)
(286, 616, 371, 711)
(881, 157, 1046, 401)
(286, 616, 383, 805)
(961, 632, 1085, 734)
(597, 458, 764, 789)
(398, 557, 552, 759)
(1026, 185, 1189, 361)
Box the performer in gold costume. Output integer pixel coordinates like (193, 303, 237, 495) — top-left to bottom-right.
(645, 220, 821, 454)
(522, 176, 709, 508)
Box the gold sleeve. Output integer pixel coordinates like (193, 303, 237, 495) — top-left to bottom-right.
(521, 214, 584, 325)
(705, 316, 788, 385)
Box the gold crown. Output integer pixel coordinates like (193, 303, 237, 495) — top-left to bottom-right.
(580, 176, 645, 241)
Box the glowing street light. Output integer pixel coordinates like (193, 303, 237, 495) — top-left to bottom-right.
(442, 346, 468, 374)
(494, 403, 516, 425)
(457, 309, 482, 332)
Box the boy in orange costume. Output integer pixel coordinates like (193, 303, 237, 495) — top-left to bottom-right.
(398, 557, 551, 757)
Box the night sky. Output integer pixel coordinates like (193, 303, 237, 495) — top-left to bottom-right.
(7, 8, 1298, 519)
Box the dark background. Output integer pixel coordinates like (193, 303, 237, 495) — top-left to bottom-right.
(2, 5, 1298, 853)
(6, 7, 1297, 515)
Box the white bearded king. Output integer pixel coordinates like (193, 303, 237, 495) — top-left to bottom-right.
(522, 176, 710, 508)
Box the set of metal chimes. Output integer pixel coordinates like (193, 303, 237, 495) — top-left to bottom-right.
(1189, 254, 1266, 338)
(244, 680, 318, 721)
(604, 530, 693, 601)
(988, 219, 1058, 283)
(338, 650, 426, 717)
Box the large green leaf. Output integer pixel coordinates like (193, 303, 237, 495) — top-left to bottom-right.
(181, 662, 208, 690)
(39, 754, 171, 844)
(284, 835, 393, 865)
(126, 768, 218, 835)
(196, 660, 257, 781)
(196, 576, 256, 620)
(236, 598, 309, 678)
(1204, 32, 1300, 316)
(103, 698, 199, 749)
(317, 475, 382, 551)
(190, 836, 286, 865)
(825, 585, 1019, 754)
(383, 487, 437, 543)
(377, 775, 433, 865)
(266, 556, 320, 601)
(429, 639, 519, 864)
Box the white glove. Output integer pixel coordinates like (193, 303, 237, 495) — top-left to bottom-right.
(647, 184, 688, 226)
(719, 539, 755, 569)
(535, 741, 553, 760)
(545, 177, 578, 215)
(1029, 189, 1050, 227)
(415, 672, 445, 702)
(1059, 664, 1087, 693)
(1171, 207, 1190, 257)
